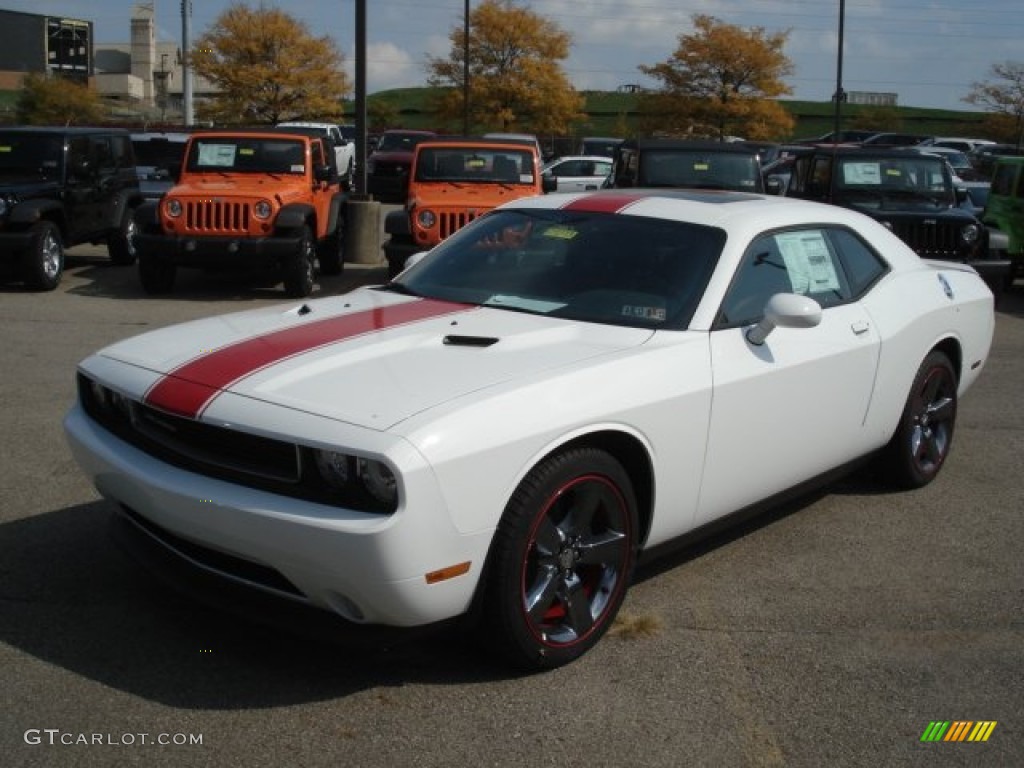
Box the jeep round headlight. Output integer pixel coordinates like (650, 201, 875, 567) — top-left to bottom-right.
(357, 458, 397, 505)
(165, 199, 182, 217)
(416, 210, 436, 229)
(314, 449, 351, 490)
(960, 223, 980, 244)
(254, 200, 272, 219)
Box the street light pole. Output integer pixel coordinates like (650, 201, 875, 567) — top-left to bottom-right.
(463, 0, 470, 135)
(832, 0, 845, 143)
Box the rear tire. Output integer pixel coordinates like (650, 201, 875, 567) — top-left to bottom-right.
(481, 447, 638, 671)
(22, 221, 64, 291)
(108, 207, 138, 265)
(317, 229, 344, 276)
(283, 225, 315, 297)
(882, 350, 957, 489)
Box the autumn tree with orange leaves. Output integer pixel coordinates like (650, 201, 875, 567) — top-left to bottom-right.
(190, 4, 350, 125)
(427, 0, 584, 135)
(639, 15, 794, 141)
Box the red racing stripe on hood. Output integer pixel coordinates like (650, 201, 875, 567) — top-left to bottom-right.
(144, 298, 470, 419)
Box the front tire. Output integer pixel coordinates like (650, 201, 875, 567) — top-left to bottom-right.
(882, 350, 957, 489)
(108, 207, 138, 265)
(283, 225, 315, 297)
(22, 220, 64, 291)
(482, 447, 638, 671)
(317, 229, 344, 276)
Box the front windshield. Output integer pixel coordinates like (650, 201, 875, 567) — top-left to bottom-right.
(0, 132, 63, 179)
(392, 209, 724, 330)
(639, 150, 761, 191)
(414, 147, 535, 184)
(836, 157, 953, 208)
(185, 137, 307, 174)
(377, 132, 430, 153)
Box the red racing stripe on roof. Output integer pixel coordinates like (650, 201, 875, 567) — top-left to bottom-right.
(560, 191, 650, 213)
(143, 298, 470, 419)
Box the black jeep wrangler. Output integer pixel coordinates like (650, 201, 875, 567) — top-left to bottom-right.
(0, 127, 143, 291)
(606, 138, 776, 193)
(787, 147, 1011, 290)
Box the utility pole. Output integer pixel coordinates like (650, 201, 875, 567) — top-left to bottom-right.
(832, 0, 845, 143)
(463, 0, 470, 135)
(181, 0, 193, 126)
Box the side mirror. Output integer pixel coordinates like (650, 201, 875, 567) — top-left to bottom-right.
(314, 163, 336, 182)
(764, 176, 783, 196)
(542, 174, 558, 193)
(745, 293, 822, 345)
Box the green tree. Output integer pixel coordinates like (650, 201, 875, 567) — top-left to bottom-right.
(638, 14, 794, 141)
(15, 73, 106, 125)
(964, 61, 1024, 147)
(426, 0, 584, 134)
(190, 3, 350, 125)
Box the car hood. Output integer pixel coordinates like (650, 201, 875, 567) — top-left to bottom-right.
(170, 174, 308, 200)
(93, 289, 653, 430)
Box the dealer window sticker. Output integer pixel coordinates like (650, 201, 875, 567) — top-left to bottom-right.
(774, 231, 841, 295)
(197, 144, 238, 166)
(621, 305, 666, 321)
(842, 162, 882, 185)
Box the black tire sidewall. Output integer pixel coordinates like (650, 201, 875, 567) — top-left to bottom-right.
(885, 350, 957, 489)
(483, 447, 638, 671)
(283, 225, 315, 297)
(108, 207, 138, 265)
(22, 221, 64, 291)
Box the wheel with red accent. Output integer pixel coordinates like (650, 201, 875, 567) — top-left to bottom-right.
(883, 350, 957, 489)
(482, 447, 638, 671)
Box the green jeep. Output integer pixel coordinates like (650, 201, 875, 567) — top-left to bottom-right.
(983, 155, 1024, 288)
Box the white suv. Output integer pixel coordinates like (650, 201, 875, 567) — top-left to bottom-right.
(276, 121, 356, 182)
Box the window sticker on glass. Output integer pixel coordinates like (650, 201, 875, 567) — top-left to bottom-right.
(842, 162, 881, 185)
(693, 162, 710, 171)
(542, 226, 579, 240)
(775, 231, 841, 294)
(197, 144, 237, 166)
(621, 305, 667, 321)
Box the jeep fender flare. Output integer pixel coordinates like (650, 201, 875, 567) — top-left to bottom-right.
(276, 203, 315, 233)
(8, 198, 67, 234)
(384, 208, 411, 237)
(111, 191, 144, 222)
(134, 200, 162, 231)
(325, 192, 347, 236)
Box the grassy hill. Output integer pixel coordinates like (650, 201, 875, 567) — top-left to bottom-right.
(364, 87, 993, 142)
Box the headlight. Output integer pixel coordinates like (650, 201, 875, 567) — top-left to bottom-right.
(314, 449, 351, 489)
(165, 199, 182, 217)
(417, 210, 436, 229)
(960, 223, 980, 244)
(254, 200, 273, 219)
(358, 458, 398, 505)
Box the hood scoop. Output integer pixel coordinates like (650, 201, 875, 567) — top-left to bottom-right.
(443, 334, 499, 347)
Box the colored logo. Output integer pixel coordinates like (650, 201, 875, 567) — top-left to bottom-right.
(920, 721, 997, 742)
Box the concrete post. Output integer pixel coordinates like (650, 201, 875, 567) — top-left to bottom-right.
(345, 196, 382, 265)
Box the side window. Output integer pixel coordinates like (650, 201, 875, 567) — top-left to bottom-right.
(91, 136, 114, 173)
(110, 134, 132, 168)
(68, 136, 91, 177)
(828, 228, 888, 297)
(717, 229, 849, 328)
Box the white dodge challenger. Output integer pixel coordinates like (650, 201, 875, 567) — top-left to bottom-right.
(64, 189, 995, 670)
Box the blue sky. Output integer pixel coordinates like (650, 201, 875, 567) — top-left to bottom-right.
(5, 0, 1022, 111)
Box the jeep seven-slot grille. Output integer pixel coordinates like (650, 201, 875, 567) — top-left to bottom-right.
(183, 200, 251, 233)
(439, 210, 479, 239)
(888, 219, 960, 258)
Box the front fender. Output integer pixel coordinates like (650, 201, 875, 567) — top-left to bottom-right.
(384, 208, 411, 237)
(276, 203, 315, 232)
(9, 198, 65, 228)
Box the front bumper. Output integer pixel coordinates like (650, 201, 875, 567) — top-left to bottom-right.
(63, 403, 492, 628)
(136, 231, 301, 268)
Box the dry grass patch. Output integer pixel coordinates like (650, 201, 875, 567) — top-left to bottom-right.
(609, 611, 664, 639)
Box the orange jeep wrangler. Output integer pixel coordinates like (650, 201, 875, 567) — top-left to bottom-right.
(134, 130, 347, 297)
(383, 136, 553, 277)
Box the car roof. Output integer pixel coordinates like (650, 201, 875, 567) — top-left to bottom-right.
(418, 136, 540, 149)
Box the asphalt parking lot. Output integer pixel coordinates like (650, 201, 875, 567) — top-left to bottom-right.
(2, 246, 1022, 768)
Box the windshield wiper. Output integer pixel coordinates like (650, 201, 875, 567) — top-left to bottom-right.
(376, 282, 422, 297)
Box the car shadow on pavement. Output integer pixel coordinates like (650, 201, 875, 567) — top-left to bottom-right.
(0, 501, 514, 709)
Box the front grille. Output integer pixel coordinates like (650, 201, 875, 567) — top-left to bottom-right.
(439, 210, 479, 239)
(888, 219, 960, 258)
(78, 373, 396, 513)
(182, 200, 251, 233)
